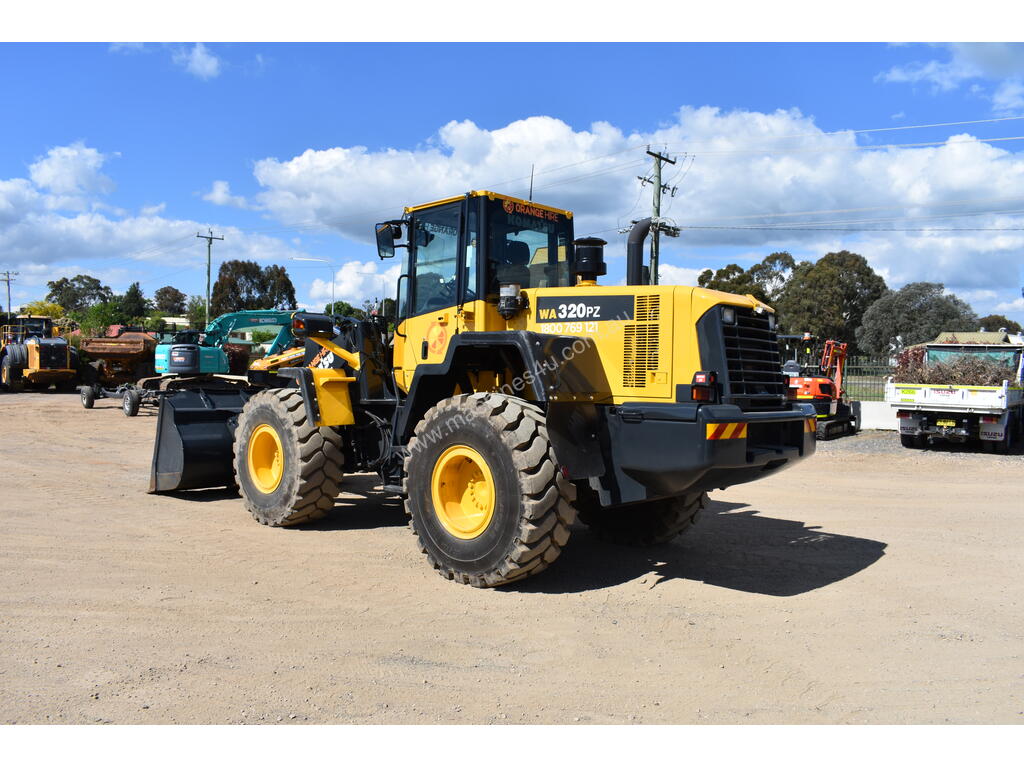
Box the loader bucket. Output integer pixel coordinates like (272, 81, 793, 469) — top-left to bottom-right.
(148, 386, 252, 493)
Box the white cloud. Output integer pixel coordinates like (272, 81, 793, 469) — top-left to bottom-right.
(659, 263, 707, 286)
(995, 297, 1024, 313)
(879, 43, 1024, 112)
(993, 79, 1024, 112)
(28, 142, 115, 207)
(173, 43, 221, 80)
(1, 144, 315, 303)
(108, 42, 146, 53)
(309, 260, 403, 306)
(203, 180, 248, 208)
(244, 107, 1024, 319)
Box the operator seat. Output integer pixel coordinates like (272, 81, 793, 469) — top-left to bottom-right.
(494, 239, 531, 288)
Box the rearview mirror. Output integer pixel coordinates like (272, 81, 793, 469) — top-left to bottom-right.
(376, 223, 400, 260)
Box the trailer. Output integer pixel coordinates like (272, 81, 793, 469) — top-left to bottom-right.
(885, 333, 1023, 452)
(79, 329, 159, 416)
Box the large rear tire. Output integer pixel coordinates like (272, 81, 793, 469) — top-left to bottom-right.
(233, 388, 344, 527)
(578, 487, 705, 546)
(404, 393, 576, 588)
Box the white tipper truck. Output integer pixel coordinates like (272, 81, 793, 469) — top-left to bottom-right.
(885, 332, 1024, 452)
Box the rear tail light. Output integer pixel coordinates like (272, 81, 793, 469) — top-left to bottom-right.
(691, 371, 718, 403)
(692, 386, 714, 402)
(897, 411, 910, 419)
(980, 415, 998, 423)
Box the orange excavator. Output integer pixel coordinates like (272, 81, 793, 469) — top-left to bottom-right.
(781, 335, 858, 440)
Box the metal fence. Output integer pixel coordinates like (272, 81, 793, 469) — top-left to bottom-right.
(843, 355, 893, 402)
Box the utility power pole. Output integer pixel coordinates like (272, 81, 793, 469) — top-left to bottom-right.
(197, 229, 224, 326)
(644, 148, 676, 285)
(1, 270, 17, 321)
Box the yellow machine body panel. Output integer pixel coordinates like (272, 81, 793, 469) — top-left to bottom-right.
(394, 285, 769, 405)
(310, 368, 357, 427)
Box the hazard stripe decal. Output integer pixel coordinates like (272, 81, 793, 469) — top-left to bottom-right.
(705, 423, 749, 440)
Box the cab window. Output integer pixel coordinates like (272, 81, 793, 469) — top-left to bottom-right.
(411, 203, 461, 316)
(485, 198, 573, 293)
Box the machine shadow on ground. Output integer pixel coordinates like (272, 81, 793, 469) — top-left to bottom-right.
(511, 499, 888, 597)
(167, 476, 888, 595)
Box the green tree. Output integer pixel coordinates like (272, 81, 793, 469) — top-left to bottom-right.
(775, 250, 887, 345)
(78, 301, 128, 337)
(976, 314, 1022, 334)
(19, 300, 65, 318)
(210, 260, 297, 315)
(263, 265, 297, 311)
(325, 300, 362, 318)
(120, 282, 149, 321)
(45, 274, 113, 311)
(856, 282, 979, 355)
(153, 285, 187, 315)
(250, 329, 279, 344)
(186, 295, 206, 328)
(697, 252, 795, 304)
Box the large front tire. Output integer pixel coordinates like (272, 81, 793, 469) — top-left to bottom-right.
(2, 355, 23, 392)
(404, 393, 576, 588)
(233, 388, 344, 527)
(578, 488, 705, 546)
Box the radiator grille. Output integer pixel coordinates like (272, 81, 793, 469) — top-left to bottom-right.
(634, 294, 660, 322)
(37, 343, 67, 369)
(722, 308, 786, 406)
(623, 324, 659, 388)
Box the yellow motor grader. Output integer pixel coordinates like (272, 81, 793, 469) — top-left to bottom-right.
(150, 191, 817, 587)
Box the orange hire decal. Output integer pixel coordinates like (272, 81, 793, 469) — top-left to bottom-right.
(502, 198, 561, 221)
(705, 422, 748, 440)
(425, 322, 447, 355)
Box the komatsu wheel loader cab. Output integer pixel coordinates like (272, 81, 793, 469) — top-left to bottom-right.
(151, 191, 817, 588)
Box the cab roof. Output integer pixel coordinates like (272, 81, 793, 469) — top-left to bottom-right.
(404, 190, 573, 219)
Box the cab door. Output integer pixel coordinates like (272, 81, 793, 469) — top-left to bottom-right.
(394, 201, 464, 391)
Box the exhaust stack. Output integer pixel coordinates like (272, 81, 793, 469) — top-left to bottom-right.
(626, 218, 652, 286)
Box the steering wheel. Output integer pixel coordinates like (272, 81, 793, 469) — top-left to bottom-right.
(437, 278, 457, 302)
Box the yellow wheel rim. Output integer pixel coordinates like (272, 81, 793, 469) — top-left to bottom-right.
(430, 445, 495, 539)
(247, 423, 285, 494)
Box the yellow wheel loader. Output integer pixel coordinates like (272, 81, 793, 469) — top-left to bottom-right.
(1, 315, 78, 392)
(150, 191, 817, 587)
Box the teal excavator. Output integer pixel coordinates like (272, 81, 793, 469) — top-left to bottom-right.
(154, 310, 298, 377)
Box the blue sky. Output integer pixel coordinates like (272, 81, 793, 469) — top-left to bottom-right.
(2, 42, 1023, 322)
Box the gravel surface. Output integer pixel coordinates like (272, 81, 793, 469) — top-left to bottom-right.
(817, 428, 1024, 464)
(1, 393, 1022, 724)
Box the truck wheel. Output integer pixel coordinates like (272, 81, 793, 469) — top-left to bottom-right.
(80, 386, 96, 409)
(233, 388, 343, 526)
(577, 487, 705, 546)
(122, 389, 141, 417)
(404, 393, 577, 588)
(992, 419, 1014, 454)
(2, 356, 23, 393)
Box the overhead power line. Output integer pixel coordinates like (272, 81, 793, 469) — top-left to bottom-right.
(664, 134, 1024, 157)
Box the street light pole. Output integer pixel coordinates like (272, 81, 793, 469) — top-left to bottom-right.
(291, 257, 335, 311)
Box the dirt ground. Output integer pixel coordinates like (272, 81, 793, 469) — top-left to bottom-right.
(1, 391, 1021, 725)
